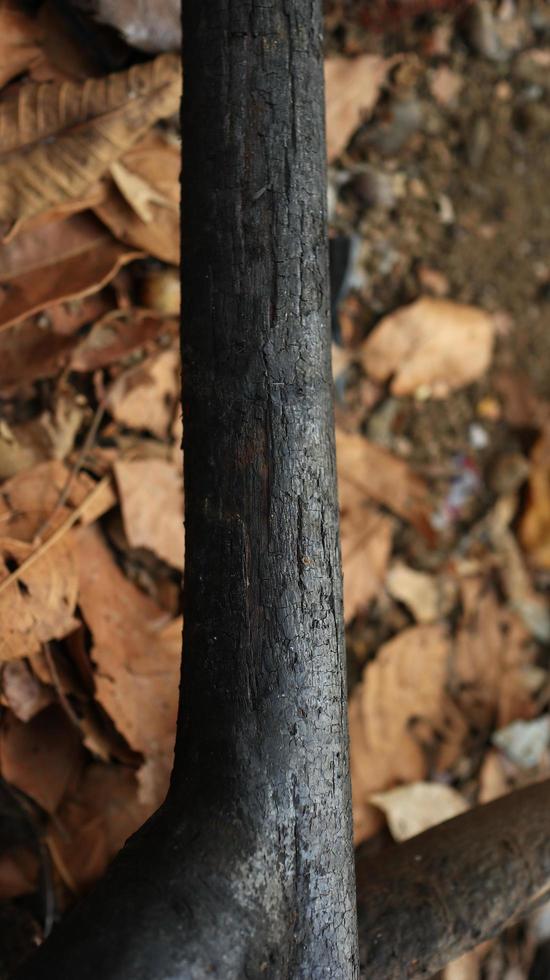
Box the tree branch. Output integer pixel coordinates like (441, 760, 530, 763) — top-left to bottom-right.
(357, 779, 550, 978)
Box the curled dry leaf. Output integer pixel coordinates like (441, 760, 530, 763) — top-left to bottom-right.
(76, 526, 181, 807)
(70, 312, 178, 372)
(49, 762, 150, 892)
(115, 459, 184, 570)
(0, 705, 83, 812)
(370, 781, 468, 841)
(95, 135, 180, 265)
(108, 348, 180, 438)
(0, 214, 141, 333)
(360, 298, 495, 398)
(0, 53, 182, 239)
(350, 625, 468, 845)
(324, 54, 395, 161)
(336, 427, 431, 531)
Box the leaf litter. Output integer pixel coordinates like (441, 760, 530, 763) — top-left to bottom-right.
(0, 2, 550, 976)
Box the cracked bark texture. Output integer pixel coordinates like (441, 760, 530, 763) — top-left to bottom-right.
(16, 2, 359, 978)
(356, 778, 550, 978)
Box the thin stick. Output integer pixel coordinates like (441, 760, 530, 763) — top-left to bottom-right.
(33, 399, 107, 545)
(0, 475, 111, 599)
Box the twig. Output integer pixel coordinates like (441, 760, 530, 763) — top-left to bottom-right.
(0, 475, 111, 599)
(33, 399, 108, 545)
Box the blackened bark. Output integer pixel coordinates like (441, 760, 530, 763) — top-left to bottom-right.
(15, 2, 359, 978)
(356, 779, 550, 979)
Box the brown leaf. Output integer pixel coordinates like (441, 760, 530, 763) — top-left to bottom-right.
(0, 459, 113, 526)
(70, 311, 178, 372)
(450, 578, 538, 731)
(0, 54, 182, 239)
(324, 55, 394, 161)
(386, 562, 456, 624)
(108, 348, 180, 438)
(0, 533, 79, 662)
(49, 762, 150, 892)
(370, 781, 468, 841)
(340, 503, 393, 623)
(95, 134, 180, 264)
(76, 526, 181, 807)
(520, 431, 550, 570)
(0, 705, 82, 812)
(360, 298, 495, 398)
(115, 459, 184, 570)
(1, 659, 52, 721)
(0, 846, 39, 900)
(0, 319, 77, 394)
(0, 214, 141, 333)
(336, 427, 431, 531)
(349, 625, 468, 844)
(0, 4, 47, 89)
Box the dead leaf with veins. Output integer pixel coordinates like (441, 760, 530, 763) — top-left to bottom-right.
(0, 54, 181, 239)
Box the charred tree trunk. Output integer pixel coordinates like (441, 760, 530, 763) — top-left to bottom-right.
(16, 1, 359, 977)
(13, 3, 550, 980)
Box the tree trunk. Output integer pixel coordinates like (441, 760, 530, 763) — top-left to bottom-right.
(16, 2, 359, 977)
(14, 4, 550, 979)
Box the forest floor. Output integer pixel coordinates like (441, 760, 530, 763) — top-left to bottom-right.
(0, 1, 548, 977)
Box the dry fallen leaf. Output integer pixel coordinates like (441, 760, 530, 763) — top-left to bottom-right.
(489, 496, 550, 642)
(70, 312, 178, 372)
(108, 348, 180, 438)
(0, 3, 47, 88)
(360, 298, 495, 398)
(95, 135, 180, 265)
(49, 762, 150, 892)
(386, 561, 456, 623)
(370, 781, 468, 841)
(443, 950, 483, 980)
(0, 318, 77, 393)
(340, 504, 393, 623)
(0, 533, 79, 662)
(324, 54, 394, 161)
(0, 705, 82, 812)
(350, 625, 468, 844)
(115, 459, 184, 570)
(76, 526, 181, 807)
(0, 54, 182, 239)
(450, 577, 538, 731)
(520, 431, 550, 569)
(0, 846, 39, 901)
(336, 427, 431, 531)
(0, 214, 141, 333)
